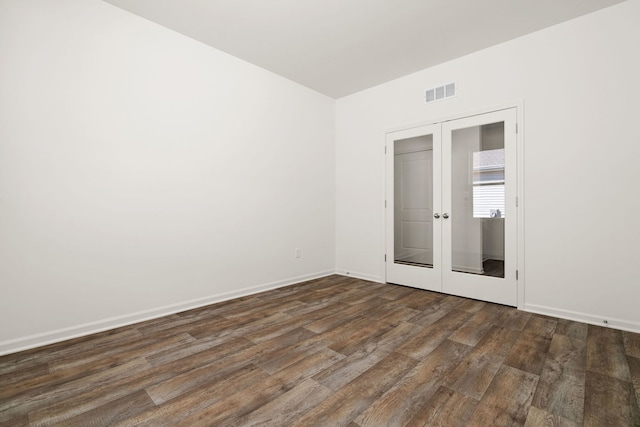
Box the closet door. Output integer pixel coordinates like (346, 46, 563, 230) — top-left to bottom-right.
(385, 124, 442, 291)
(441, 108, 517, 306)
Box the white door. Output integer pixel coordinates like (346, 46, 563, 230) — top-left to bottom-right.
(441, 109, 517, 306)
(394, 150, 433, 265)
(386, 124, 441, 291)
(386, 109, 518, 306)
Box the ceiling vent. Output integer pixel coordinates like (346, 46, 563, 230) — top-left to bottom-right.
(425, 82, 456, 104)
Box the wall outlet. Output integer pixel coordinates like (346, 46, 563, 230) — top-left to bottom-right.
(295, 248, 301, 258)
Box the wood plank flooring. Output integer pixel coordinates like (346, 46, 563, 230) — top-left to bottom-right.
(1, 275, 639, 426)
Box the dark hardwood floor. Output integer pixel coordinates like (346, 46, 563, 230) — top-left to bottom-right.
(1, 275, 639, 426)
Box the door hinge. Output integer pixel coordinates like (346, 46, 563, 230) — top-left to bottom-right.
(516, 196, 519, 207)
(515, 123, 518, 134)
(516, 270, 519, 280)
(384, 146, 387, 154)
(385, 200, 387, 208)
(384, 254, 387, 262)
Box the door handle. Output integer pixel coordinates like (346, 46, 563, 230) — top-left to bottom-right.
(442, 213, 449, 219)
(433, 213, 440, 219)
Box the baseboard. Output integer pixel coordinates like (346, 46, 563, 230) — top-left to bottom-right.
(482, 255, 504, 262)
(452, 264, 484, 275)
(334, 269, 385, 284)
(523, 303, 640, 334)
(0, 270, 334, 356)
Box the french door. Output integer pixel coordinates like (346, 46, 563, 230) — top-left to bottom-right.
(386, 108, 517, 306)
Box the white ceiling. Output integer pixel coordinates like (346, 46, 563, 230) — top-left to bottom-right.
(103, 0, 625, 98)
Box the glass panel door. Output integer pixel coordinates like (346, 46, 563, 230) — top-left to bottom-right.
(385, 109, 517, 306)
(442, 109, 517, 306)
(386, 124, 441, 291)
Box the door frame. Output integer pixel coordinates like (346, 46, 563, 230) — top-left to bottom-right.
(383, 102, 525, 309)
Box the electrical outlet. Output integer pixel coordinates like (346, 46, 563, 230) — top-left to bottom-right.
(295, 248, 301, 258)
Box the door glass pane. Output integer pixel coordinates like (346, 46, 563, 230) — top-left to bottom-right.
(394, 135, 434, 268)
(451, 122, 505, 278)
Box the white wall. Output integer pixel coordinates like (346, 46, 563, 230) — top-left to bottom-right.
(0, 0, 335, 354)
(481, 124, 505, 261)
(336, 0, 640, 331)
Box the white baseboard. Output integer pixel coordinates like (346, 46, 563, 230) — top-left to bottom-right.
(452, 264, 484, 275)
(0, 270, 334, 356)
(334, 269, 385, 284)
(523, 303, 640, 334)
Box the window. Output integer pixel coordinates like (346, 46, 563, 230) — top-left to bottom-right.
(472, 149, 505, 218)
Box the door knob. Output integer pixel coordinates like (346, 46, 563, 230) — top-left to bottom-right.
(433, 213, 440, 219)
(442, 213, 449, 219)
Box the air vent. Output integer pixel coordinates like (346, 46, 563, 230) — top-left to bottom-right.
(425, 82, 456, 104)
